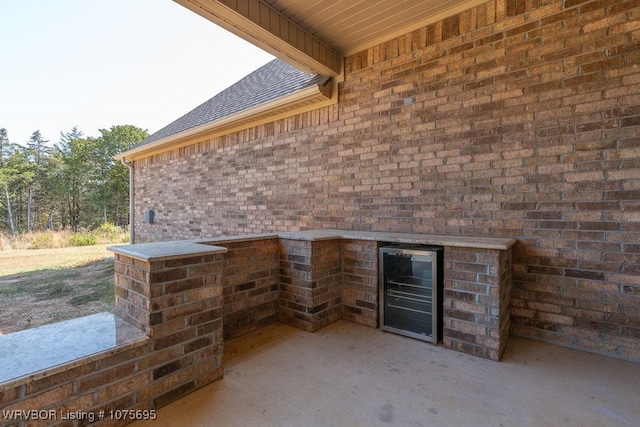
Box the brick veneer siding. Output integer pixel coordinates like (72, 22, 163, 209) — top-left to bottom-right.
(278, 238, 343, 332)
(443, 246, 513, 360)
(113, 253, 224, 408)
(133, 0, 640, 362)
(0, 252, 226, 427)
(342, 239, 379, 328)
(218, 239, 280, 341)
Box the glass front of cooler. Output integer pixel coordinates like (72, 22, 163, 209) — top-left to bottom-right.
(379, 246, 443, 343)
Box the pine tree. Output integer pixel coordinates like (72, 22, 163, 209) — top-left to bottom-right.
(0, 128, 15, 233)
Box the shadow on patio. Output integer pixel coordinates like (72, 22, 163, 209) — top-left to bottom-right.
(131, 320, 640, 427)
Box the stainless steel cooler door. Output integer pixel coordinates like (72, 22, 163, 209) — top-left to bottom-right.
(380, 248, 438, 342)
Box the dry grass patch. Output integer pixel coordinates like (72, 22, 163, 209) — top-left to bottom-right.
(0, 245, 116, 334)
(0, 224, 129, 251)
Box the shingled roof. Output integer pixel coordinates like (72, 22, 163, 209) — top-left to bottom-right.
(135, 59, 330, 148)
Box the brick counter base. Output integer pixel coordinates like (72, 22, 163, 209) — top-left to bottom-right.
(278, 238, 343, 332)
(0, 246, 226, 427)
(113, 251, 225, 413)
(443, 247, 513, 360)
(0, 234, 512, 427)
(275, 236, 513, 361)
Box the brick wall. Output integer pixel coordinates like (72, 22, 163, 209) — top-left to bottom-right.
(134, 0, 640, 361)
(218, 239, 280, 341)
(443, 246, 513, 360)
(0, 237, 513, 427)
(342, 239, 379, 328)
(113, 252, 224, 408)
(278, 238, 343, 332)
(0, 251, 226, 427)
(0, 341, 153, 427)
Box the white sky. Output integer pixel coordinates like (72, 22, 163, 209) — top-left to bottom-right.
(0, 0, 274, 145)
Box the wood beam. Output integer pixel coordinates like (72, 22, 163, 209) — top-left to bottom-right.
(175, 0, 342, 77)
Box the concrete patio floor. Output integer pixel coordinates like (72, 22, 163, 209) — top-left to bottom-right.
(132, 320, 640, 427)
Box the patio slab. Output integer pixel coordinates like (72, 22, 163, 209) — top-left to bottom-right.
(131, 320, 640, 426)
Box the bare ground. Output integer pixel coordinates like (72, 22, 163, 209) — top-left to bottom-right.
(0, 245, 115, 335)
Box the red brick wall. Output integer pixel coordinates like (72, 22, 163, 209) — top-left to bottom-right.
(134, 0, 640, 361)
(1, 342, 154, 427)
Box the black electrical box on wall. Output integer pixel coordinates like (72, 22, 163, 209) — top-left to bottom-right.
(144, 209, 155, 224)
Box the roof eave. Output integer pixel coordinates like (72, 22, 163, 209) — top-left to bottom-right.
(174, 0, 342, 77)
(116, 81, 332, 161)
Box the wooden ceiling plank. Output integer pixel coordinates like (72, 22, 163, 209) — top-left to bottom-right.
(310, 0, 458, 51)
(297, 0, 369, 29)
(341, 0, 487, 54)
(272, 0, 323, 23)
(320, 0, 432, 38)
(290, 0, 344, 25)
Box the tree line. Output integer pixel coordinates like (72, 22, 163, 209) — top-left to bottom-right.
(0, 125, 147, 233)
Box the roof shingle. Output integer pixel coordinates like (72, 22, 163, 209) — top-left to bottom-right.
(136, 59, 329, 147)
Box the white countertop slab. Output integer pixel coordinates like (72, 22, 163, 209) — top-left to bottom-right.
(0, 312, 148, 387)
(108, 240, 227, 262)
(277, 229, 516, 250)
(110, 229, 516, 260)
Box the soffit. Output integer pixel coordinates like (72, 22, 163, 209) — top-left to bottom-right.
(175, 0, 485, 76)
(265, 0, 486, 55)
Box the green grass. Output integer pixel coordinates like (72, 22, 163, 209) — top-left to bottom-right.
(45, 283, 74, 298)
(2, 270, 80, 300)
(69, 280, 114, 306)
(1, 265, 114, 303)
(0, 285, 20, 296)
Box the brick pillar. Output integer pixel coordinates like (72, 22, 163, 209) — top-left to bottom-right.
(342, 239, 378, 328)
(278, 238, 343, 332)
(222, 238, 280, 341)
(111, 245, 225, 408)
(442, 246, 513, 361)
(497, 249, 513, 358)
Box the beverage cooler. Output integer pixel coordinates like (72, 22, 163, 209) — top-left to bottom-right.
(379, 245, 444, 344)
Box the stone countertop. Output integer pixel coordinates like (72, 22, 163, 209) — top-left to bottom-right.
(190, 233, 279, 245)
(276, 229, 517, 250)
(0, 312, 149, 388)
(113, 229, 516, 255)
(108, 240, 227, 262)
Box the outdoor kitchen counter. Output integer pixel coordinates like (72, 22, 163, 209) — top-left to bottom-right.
(272, 229, 516, 360)
(184, 230, 517, 251)
(108, 240, 227, 261)
(0, 312, 149, 386)
(277, 229, 517, 250)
